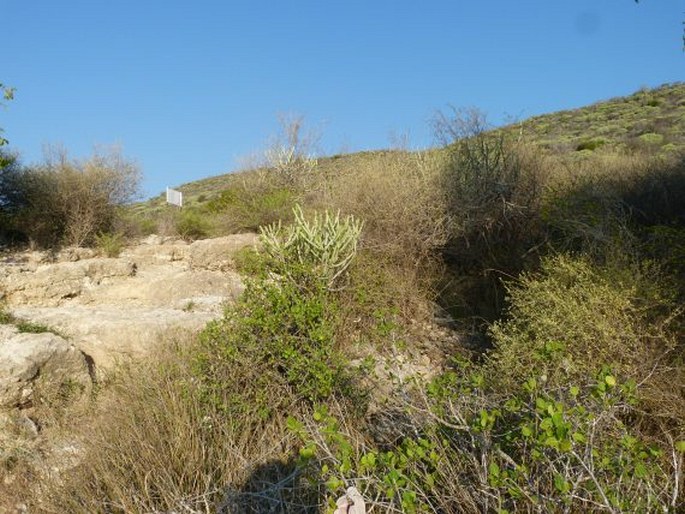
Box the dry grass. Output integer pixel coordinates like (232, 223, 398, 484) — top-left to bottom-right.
(308, 150, 450, 329)
(315, 150, 449, 266)
(20, 331, 310, 513)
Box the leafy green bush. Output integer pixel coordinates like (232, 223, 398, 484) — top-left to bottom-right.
(287, 355, 682, 513)
(208, 183, 296, 233)
(639, 132, 664, 146)
(421, 363, 681, 513)
(94, 231, 125, 257)
(174, 208, 211, 240)
(576, 138, 606, 151)
(193, 275, 358, 417)
(191, 206, 366, 416)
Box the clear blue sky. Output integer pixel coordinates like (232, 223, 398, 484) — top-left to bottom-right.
(3, 0, 684, 198)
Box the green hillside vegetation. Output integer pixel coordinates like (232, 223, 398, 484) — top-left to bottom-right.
(132, 82, 685, 217)
(501, 82, 685, 155)
(2, 84, 685, 512)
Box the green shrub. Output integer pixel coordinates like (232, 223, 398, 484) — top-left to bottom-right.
(193, 275, 359, 416)
(263, 113, 320, 190)
(576, 138, 606, 151)
(422, 364, 680, 513)
(639, 132, 664, 146)
(488, 254, 677, 388)
(94, 231, 125, 257)
(231, 245, 266, 276)
(288, 358, 682, 513)
(0, 308, 15, 324)
(289, 405, 442, 513)
(174, 209, 211, 240)
(130, 215, 157, 237)
(288, 342, 685, 514)
(192, 207, 366, 415)
(208, 184, 296, 233)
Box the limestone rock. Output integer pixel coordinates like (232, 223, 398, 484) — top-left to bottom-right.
(188, 233, 259, 271)
(0, 233, 257, 375)
(11, 305, 216, 369)
(1, 259, 136, 307)
(0, 325, 91, 408)
(122, 240, 190, 266)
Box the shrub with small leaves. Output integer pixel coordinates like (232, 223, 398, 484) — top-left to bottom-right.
(191, 270, 366, 424)
(289, 405, 441, 514)
(488, 253, 677, 388)
(421, 362, 682, 513)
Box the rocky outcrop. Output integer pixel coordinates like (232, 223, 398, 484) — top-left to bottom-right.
(120, 233, 258, 270)
(1, 259, 136, 307)
(0, 234, 258, 375)
(0, 325, 91, 409)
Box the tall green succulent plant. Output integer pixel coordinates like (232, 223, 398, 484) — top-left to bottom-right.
(260, 204, 363, 289)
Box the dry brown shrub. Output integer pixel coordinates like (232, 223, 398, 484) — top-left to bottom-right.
(316, 150, 449, 268)
(310, 150, 450, 326)
(7, 146, 141, 247)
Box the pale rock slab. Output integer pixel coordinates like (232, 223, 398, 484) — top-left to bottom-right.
(0, 325, 91, 408)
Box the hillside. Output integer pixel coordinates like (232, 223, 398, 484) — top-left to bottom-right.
(3, 83, 685, 512)
(504, 82, 685, 154)
(132, 82, 685, 216)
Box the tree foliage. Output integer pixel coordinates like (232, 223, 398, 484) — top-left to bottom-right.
(0, 82, 15, 147)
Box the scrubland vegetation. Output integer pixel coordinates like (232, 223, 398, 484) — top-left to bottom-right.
(0, 146, 141, 248)
(2, 84, 685, 512)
